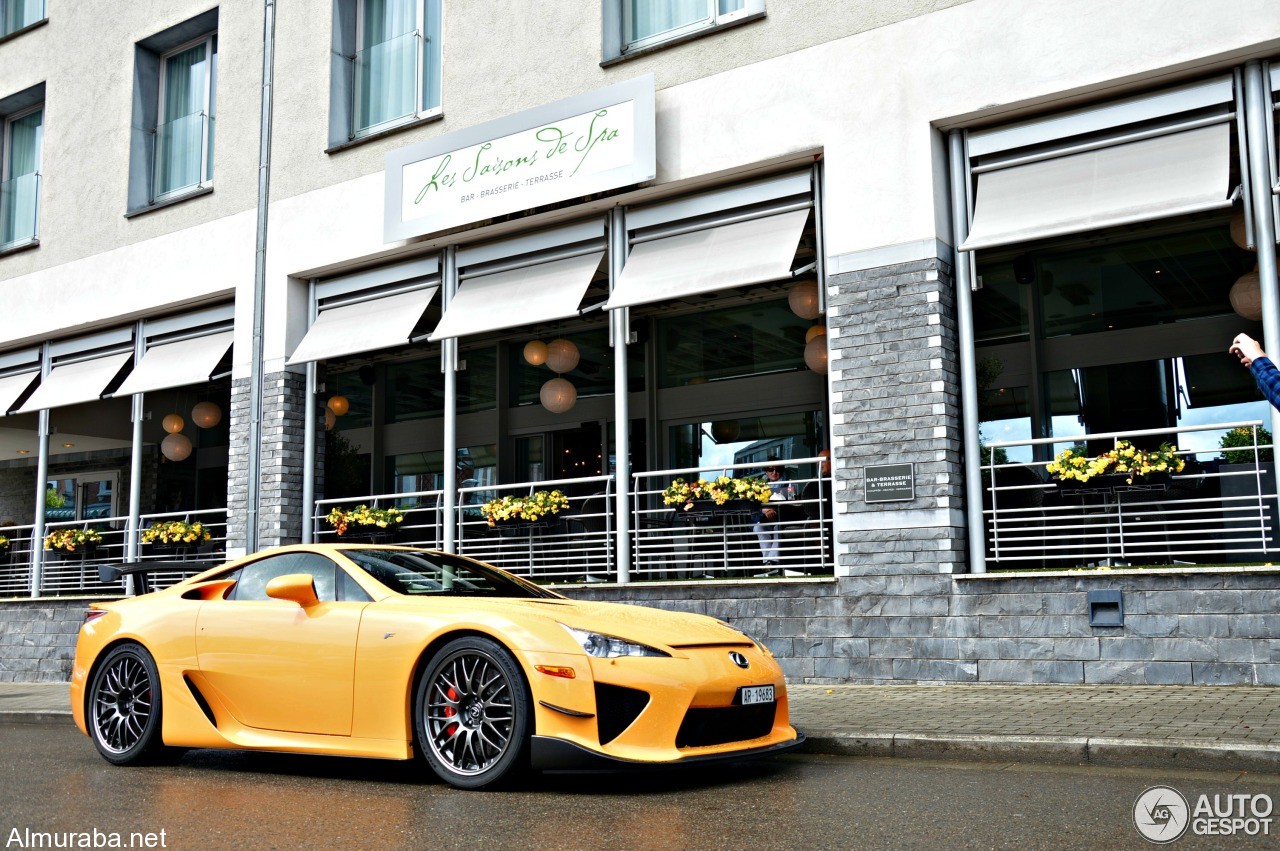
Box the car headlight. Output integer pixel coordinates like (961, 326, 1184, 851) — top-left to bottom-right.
(560, 624, 668, 658)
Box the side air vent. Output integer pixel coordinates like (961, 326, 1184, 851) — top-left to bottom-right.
(594, 683, 649, 746)
(183, 675, 218, 727)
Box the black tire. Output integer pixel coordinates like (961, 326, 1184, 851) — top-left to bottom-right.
(415, 636, 530, 789)
(87, 643, 166, 765)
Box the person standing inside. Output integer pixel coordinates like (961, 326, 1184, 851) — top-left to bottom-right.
(1230, 333, 1280, 409)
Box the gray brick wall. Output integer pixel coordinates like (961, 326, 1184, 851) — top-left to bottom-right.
(227, 371, 311, 552)
(562, 571, 1280, 686)
(0, 599, 92, 683)
(827, 257, 965, 577)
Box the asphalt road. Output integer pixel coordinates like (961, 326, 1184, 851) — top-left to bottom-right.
(5, 723, 1280, 850)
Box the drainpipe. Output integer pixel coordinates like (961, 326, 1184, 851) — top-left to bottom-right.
(948, 129, 986, 574)
(245, 0, 277, 553)
(1243, 61, 1280, 547)
(609, 209, 631, 583)
(441, 246, 458, 553)
(30, 342, 50, 597)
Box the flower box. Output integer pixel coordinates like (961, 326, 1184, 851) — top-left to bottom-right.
(680, 498, 758, 523)
(325, 505, 405, 539)
(481, 491, 570, 528)
(493, 517, 563, 538)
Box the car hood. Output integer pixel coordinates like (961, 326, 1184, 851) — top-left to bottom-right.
(394, 595, 752, 648)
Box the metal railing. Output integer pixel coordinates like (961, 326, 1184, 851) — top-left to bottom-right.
(984, 421, 1277, 567)
(632, 457, 833, 580)
(457, 475, 615, 583)
(0, 508, 229, 597)
(313, 490, 446, 550)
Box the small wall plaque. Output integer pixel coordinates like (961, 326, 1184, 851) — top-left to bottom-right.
(864, 463, 914, 503)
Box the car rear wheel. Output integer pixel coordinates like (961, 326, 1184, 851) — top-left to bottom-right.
(415, 636, 530, 789)
(88, 643, 166, 765)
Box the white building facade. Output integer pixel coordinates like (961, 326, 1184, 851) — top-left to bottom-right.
(3, 0, 1280, 684)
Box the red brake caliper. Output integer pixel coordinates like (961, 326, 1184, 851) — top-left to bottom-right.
(444, 686, 459, 737)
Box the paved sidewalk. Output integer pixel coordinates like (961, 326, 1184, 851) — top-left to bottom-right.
(7, 681, 1280, 773)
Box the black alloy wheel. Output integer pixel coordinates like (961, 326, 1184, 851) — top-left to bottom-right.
(87, 643, 166, 765)
(415, 636, 530, 789)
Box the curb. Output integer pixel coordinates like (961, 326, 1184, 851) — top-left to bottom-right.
(801, 733, 1280, 773)
(0, 710, 73, 726)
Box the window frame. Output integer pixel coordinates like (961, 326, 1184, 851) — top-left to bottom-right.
(622, 0, 749, 53)
(153, 33, 217, 203)
(604, 0, 763, 62)
(1, 101, 42, 250)
(0, 0, 47, 42)
(347, 0, 442, 141)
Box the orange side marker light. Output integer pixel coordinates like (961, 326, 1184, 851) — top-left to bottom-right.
(535, 665, 576, 679)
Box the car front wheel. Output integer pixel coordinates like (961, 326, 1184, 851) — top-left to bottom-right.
(415, 636, 530, 789)
(87, 643, 166, 765)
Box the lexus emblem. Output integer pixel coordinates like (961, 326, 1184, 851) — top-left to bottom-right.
(729, 652, 749, 669)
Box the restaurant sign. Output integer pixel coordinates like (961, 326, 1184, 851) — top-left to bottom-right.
(864, 463, 915, 503)
(385, 76, 656, 243)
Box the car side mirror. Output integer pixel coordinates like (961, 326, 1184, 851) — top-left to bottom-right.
(265, 573, 320, 607)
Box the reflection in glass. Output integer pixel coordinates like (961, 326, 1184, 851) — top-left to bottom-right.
(668, 410, 822, 478)
(656, 300, 808, 389)
(386, 348, 496, 422)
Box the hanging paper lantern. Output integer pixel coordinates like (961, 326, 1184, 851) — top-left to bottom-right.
(162, 413, 184, 434)
(788, 280, 821, 320)
(523, 340, 548, 366)
(160, 432, 193, 462)
(805, 324, 828, 343)
(687, 376, 709, 385)
(324, 408, 336, 431)
(540, 377, 577, 413)
(1230, 265, 1263, 321)
(710, 420, 741, 443)
(804, 336, 829, 373)
(191, 401, 222, 429)
(1230, 209, 1255, 252)
(327, 395, 350, 416)
(546, 338, 580, 374)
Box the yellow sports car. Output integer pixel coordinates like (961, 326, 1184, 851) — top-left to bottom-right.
(71, 545, 803, 788)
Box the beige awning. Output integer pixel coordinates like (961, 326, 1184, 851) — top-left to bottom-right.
(287, 287, 439, 365)
(0, 371, 39, 415)
(605, 209, 809, 310)
(113, 331, 233, 396)
(961, 123, 1233, 251)
(429, 252, 605, 341)
(16, 352, 133, 413)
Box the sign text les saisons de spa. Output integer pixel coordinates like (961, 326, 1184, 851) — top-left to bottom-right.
(385, 76, 656, 243)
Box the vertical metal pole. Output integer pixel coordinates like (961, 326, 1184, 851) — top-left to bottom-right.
(609, 208, 631, 584)
(301, 280, 318, 544)
(126, 323, 145, 593)
(245, 0, 277, 554)
(812, 160, 836, 574)
(30, 343, 50, 597)
(948, 129, 986, 574)
(1243, 61, 1280, 548)
(441, 247, 458, 554)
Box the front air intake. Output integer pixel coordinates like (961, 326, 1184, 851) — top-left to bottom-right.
(594, 683, 649, 745)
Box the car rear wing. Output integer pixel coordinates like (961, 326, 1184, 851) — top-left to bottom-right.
(99, 561, 219, 595)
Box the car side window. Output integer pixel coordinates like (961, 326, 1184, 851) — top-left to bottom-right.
(339, 569, 373, 602)
(227, 553, 338, 602)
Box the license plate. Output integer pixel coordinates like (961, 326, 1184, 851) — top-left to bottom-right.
(740, 685, 775, 705)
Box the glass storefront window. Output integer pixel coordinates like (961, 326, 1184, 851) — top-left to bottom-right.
(656, 300, 811, 389)
(973, 264, 1029, 343)
(668, 410, 823, 475)
(509, 328, 640, 406)
(386, 445, 498, 507)
(978, 385, 1032, 465)
(385, 348, 497, 422)
(327, 370, 373, 429)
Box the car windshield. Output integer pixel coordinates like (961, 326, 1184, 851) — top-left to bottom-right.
(341, 549, 557, 599)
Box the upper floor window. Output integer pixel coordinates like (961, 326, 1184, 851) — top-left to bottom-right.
(329, 0, 442, 147)
(155, 35, 217, 200)
(606, 0, 761, 59)
(127, 9, 218, 215)
(0, 94, 41, 251)
(1, 0, 46, 39)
